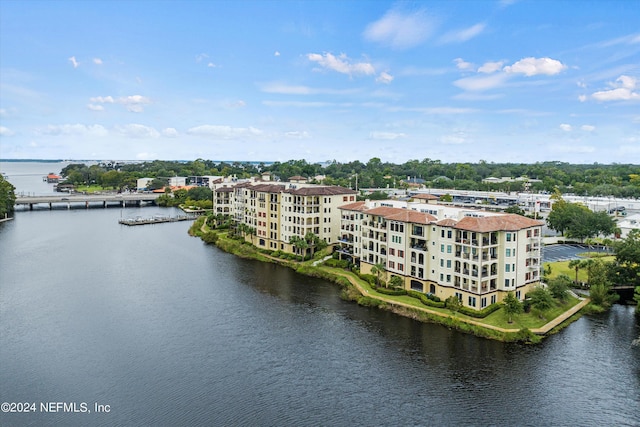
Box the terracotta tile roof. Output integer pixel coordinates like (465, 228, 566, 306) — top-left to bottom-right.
(454, 214, 543, 232)
(412, 193, 439, 200)
(252, 183, 286, 193)
(386, 210, 436, 225)
(436, 218, 458, 227)
(215, 187, 234, 193)
(287, 186, 356, 196)
(365, 206, 404, 218)
(339, 201, 367, 211)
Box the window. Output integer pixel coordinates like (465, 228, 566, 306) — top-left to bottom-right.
(447, 245, 452, 254)
(441, 244, 445, 253)
(506, 264, 511, 273)
(505, 279, 510, 287)
(389, 248, 395, 256)
(446, 274, 451, 282)
(491, 295, 497, 304)
(481, 297, 487, 308)
(506, 248, 511, 257)
(440, 259, 444, 267)
(440, 273, 444, 281)
(447, 230, 452, 239)
(446, 260, 451, 268)
(388, 261, 395, 269)
(398, 250, 404, 258)
(506, 233, 512, 242)
(398, 263, 404, 271)
(516, 291, 521, 300)
(455, 292, 462, 301)
(468, 296, 476, 307)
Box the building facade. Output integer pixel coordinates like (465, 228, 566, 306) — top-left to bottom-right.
(338, 200, 543, 309)
(213, 181, 357, 255)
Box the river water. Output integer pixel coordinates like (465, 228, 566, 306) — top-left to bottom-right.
(1, 162, 639, 426)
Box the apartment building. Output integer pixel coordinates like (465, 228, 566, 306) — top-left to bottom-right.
(213, 181, 357, 255)
(338, 200, 543, 309)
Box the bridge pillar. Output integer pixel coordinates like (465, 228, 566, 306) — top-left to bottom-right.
(85, 201, 89, 209)
(49, 203, 52, 210)
(103, 201, 106, 208)
(122, 200, 125, 208)
(68, 203, 71, 210)
(29, 203, 33, 211)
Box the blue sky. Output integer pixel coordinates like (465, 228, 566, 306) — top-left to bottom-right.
(1, 0, 639, 164)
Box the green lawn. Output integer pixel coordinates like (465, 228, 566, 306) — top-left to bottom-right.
(544, 256, 615, 282)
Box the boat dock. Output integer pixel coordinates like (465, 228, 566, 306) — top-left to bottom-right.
(119, 215, 196, 226)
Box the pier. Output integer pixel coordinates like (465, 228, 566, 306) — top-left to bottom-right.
(119, 215, 196, 226)
(14, 193, 161, 210)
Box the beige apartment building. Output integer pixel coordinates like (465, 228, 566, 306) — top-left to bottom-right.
(213, 181, 357, 254)
(338, 200, 543, 310)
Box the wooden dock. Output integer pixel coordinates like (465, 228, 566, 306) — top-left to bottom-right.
(118, 215, 196, 226)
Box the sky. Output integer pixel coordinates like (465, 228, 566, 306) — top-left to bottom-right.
(0, 0, 639, 164)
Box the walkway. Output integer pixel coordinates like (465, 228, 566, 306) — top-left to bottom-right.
(328, 269, 589, 336)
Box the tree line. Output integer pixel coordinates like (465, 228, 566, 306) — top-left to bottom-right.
(56, 158, 640, 197)
(0, 175, 16, 218)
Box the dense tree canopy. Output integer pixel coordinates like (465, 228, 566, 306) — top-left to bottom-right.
(546, 195, 616, 240)
(57, 159, 640, 198)
(0, 175, 16, 218)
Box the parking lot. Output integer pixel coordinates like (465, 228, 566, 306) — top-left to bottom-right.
(542, 244, 612, 263)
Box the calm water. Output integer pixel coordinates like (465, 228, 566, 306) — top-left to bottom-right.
(1, 163, 639, 427)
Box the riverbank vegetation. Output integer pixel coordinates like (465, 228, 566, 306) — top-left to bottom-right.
(0, 175, 16, 218)
(189, 217, 590, 344)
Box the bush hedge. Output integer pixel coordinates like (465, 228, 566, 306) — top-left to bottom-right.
(456, 303, 501, 318)
(406, 290, 446, 308)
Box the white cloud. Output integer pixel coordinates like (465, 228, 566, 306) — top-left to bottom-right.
(196, 53, 208, 62)
(89, 95, 151, 112)
(453, 73, 508, 91)
(370, 131, 407, 140)
(119, 95, 152, 112)
(274, 51, 281, 57)
(259, 82, 359, 95)
(207, 62, 217, 68)
(162, 127, 179, 137)
(440, 132, 468, 145)
(90, 96, 115, 103)
(226, 100, 246, 108)
(37, 124, 108, 137)
(478, 61, 503, 74)
(581, 125, 596, 132)
(454, 58, 474, 71)
(559, 123, 572, 131)
(93, 58, 103, 65)
(284, 131, 310, 139)
(550, 144, 595, 153)
(590, 75, 639, 101)
(363, 8, 436, 49)
(87, 104, 104, 111)
(376, 72, 394, 84)
(68, 56, 79, 68)
(439, 23, 486, 44)
(0, 126, 15, 136)
(307, 52, 375, 76)
(186, 125, 264, 139)
(578, 94, 588, 102)
(503, 57, 567, 76)
(115, 124, 160, 138)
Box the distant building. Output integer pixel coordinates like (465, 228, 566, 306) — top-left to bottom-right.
(45, 173, 62, 183)
(213, 181, 357, 255)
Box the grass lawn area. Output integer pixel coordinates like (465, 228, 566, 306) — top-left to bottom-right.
(545, 256, 615, 282)
(481, 296, 580, 329)
(75, 185, 116, 193)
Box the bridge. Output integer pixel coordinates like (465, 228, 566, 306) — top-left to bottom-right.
(15, 193, 161, 210)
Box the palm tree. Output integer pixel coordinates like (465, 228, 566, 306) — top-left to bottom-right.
(370, 262, 386, 287)
(568, 259, 582, 285)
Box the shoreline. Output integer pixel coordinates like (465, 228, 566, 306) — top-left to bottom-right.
(190, 219, 588, 343)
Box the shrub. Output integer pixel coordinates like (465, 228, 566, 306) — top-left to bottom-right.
(458, 303, 501, 318)
(201, 231, 218, 245)
(373, 287, 407, 296)
(324, 258, 350, 269)
(407, 290, 446, 308)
